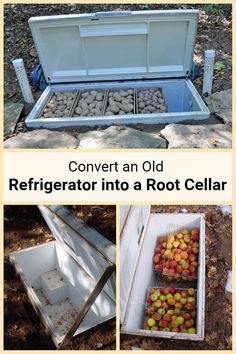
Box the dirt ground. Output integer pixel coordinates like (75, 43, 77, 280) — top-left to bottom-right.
(4, 205, 116, 350)
(121, 205, 232, 350)
(4, 4, 232, 139)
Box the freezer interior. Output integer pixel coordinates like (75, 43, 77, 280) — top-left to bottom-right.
(122, 213, 204, 339)
(10, 241, 116, 343)
(30, 78, 206, 121)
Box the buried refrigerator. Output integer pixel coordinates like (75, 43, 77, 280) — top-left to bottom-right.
(25, 9, 210, 128)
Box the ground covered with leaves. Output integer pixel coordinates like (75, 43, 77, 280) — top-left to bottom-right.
(4, 205, 116, 350)
(4, 4, 232, 139)
(121, 205, 232, 350)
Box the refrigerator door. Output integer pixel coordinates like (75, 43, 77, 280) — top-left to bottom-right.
(29, 9, 198, 83)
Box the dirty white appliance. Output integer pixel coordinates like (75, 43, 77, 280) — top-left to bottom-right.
(10, 205, 116, 349)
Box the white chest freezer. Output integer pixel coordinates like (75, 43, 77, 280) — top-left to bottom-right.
(9, 205, 116, 349)
(120, 206, 205, 341)
(25, 10, 210, 129)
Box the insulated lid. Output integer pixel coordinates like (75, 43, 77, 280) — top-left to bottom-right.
(120, 205, 150, 323)
(29, 9, 198, 83)
(38, 205, 116, 266)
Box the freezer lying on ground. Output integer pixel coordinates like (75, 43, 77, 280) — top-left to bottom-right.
(120, 205, 205, 341)
(25, 10, 210, 128)
(10, 205, 116, 349)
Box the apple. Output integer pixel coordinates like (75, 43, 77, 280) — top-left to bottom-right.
(150, 294, 158, 301)
(166, 293, 173, 300)
(189, 253, 197, 261)
(192, 247, 199, 255)
(191, 228, 199, 236)
(172, 327, 179, 332)
(171, 320, 179, 328)
(147, 306, 155, 315)
(173, 240, 180, 248)
(192, 242, 199, 249)
(185, 320, 192, 328)
(191, 261, 198, 267)
(169, 288, 176, 295)
(180, 297, 187, 305)
(155, 264, 163, 272)
(173, 308, 181, 316)
(179, 242, 188, 251)
(176, 265, 183, 274)
(183, 313, 191, 320)
(163, 327, 171, 332)
(160, 320, 169, 328)
(151, 325, 158, 331)
(147, 318, 155, 327)
(153, 300, 162, 308)
(189, 265, 196, 273)
(166, 242, 173, 250)
(158, 308, 165, 315)
(162, 242, 167, 248)
(187, 297, 195, 303)
(181, 229, 189, 235)
(175, 302, 183, 310)
(167, 235, 175, 243)
(174, 254, 182, 262)
(159, 294, 166, 302)
(162, 302, 170, 310)
(162, 288, 170, 295)
(179, 326, 187, 333)
(164, 250, 171, 257)
(181, 290, 188, 298)
(154, 312, 162, 321)
(186, 302, 194, 311)
(180, 251, 188, 259)
(167, 297, 176, 306)
(184, 234, 191, 243)
(176, 316, 184, 325)
(170, 260, 177, 268)
(163, 313, 172, 322)
(174, 293, 181, 301)
(187, 327, 196, 334)
(176, 233, 184, 239)
(182, 269, 190, 276)
(167, 309, 174, 315)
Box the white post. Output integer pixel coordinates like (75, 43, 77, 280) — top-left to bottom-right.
(202, 50, 215, 96)
(12, 58, 35, 104)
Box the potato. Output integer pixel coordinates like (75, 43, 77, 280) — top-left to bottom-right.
(137, 88, 167, 114)
(73, 89, 105, 117)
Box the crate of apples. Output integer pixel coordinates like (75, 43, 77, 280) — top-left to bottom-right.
(144, 288, 197, 333)
(153, 228, 199, 281)
(146, 287, 196, 312)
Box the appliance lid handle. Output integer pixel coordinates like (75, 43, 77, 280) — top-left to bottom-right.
(95, 11, 132, 17)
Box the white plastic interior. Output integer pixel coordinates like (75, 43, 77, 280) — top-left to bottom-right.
(10, 241, 116, 343)
(39, 206, 115, 302)
(26, 78, 210, 129)
(29, 10, 198, 83)
(121, 213, 205, 340)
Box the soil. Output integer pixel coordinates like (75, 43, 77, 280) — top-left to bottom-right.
(120, 205, 232, 350)
(4, 205, 116, 350)
(4, 4, 232, 140)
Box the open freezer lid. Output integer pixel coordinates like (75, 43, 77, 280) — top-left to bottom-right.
(120, 205, 151, 323)
(29, 9, 198, 83)
(38, 205, 116, 266)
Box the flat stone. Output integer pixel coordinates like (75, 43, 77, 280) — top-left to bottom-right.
(4, 100, 24, 137)
(161, 124, 232, 149)
(215, 109, 232, 126)
(204, 89, 232, 113)
(78, 126, 167, 148)
(4, 129, 79, 149)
